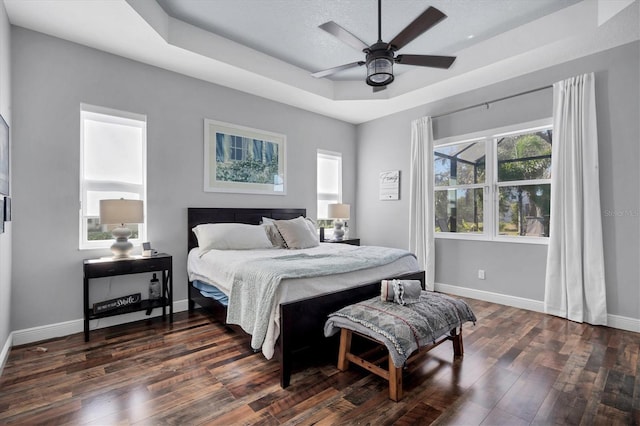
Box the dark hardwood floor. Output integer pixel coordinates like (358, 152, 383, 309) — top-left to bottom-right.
(0, 296, 638, 425)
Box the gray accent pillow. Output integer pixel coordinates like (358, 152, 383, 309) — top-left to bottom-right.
(274, 216, 320, 249)
(262, 222, 287, 248)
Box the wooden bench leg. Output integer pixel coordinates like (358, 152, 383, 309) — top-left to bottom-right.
(388, 357, 403, 402)
(338, 329, 352, 371)
(452, 328, 464, 357)
(337, 326, 465, 402)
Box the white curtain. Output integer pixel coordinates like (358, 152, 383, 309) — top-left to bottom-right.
(544, 72, 607, 325)
(409, 117, 435, 290)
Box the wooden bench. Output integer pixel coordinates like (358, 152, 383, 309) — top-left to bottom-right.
(337, 327, 464, 401)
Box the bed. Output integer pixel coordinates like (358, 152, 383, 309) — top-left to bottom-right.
(187, 207, 425, 388)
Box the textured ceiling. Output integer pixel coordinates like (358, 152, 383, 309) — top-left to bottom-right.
(155, 0, 582, 80)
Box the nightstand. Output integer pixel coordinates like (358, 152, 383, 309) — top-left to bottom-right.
(83, 253, 173, 341)
(324, 238, 360, 246)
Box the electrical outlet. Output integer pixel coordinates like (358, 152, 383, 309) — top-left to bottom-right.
(478, 269, 485, 280)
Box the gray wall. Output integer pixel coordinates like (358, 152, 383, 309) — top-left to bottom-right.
(10, 27, 356, 331)
(356, 41, 640, 320)
(0, 2, 12, 363)
(7, 26, 640, 335)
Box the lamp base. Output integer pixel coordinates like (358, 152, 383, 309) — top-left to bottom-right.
(333, 220, 345, 241)
(111, 226, 134, 258)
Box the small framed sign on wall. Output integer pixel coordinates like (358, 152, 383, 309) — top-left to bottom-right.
(0, 198, 4, 233)
(3, 196, 9, 222)
(0, 114, 8, 197)
(379, 170, 400, 200)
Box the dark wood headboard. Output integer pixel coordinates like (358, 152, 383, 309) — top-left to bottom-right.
(187, 207, 307, 252)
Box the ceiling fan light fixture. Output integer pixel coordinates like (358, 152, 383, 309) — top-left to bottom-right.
(366, 57, 394, 86)
(366, 49, 394, 86)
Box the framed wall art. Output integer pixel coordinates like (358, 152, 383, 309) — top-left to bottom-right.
(204, 119, 286, 195)
(379, 170, 400, 200)
(3, 196, 9, 222)
(0, 114, 8, 196)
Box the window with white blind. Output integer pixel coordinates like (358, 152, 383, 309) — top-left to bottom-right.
(79, 104, 147, 249)
(317, 150, 342, 221)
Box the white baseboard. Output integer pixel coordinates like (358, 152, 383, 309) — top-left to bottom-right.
(435, 282, 545, 313)
(607, 313, 640, 333)
(7, 289, 640, 348)
(435, 282, 640, 334)
(0, 332, 13, 377)
(12, 299, 189, 346)
(12, 318, 82, 347)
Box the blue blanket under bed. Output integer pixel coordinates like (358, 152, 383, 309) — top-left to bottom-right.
(192, 280, 229, 306)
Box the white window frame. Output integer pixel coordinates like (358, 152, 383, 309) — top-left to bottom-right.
(434, 136, 487, 240)
(79, 104, 147, 250)
(317, 149, 343, 220)
(434, 118, 552, 245)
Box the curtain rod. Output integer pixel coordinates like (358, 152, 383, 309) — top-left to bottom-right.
(432, 85, 553, 119)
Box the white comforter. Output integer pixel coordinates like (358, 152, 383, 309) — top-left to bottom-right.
(188, 243, 420, 358)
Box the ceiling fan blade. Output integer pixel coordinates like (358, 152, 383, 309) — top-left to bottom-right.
(311, 61, 365, 79)
(373, 85, 387, 93)
(319, 21, 370, 52)
(388, 6, 447, 51)
(396, 54, 456, 69)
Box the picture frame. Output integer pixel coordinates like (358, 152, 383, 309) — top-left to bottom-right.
(142, 241, 157, 257)
(0, 114, 9, 196)
(0, 198, 4, 233)
(379, 170, 400, 200)
(204, 119, 286, 195)
(3, 196, 10, 222)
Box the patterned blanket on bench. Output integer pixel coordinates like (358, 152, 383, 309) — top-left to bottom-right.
(324, 291, 476, 367)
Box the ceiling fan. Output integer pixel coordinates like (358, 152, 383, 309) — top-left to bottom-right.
(312, 0, 456, 90)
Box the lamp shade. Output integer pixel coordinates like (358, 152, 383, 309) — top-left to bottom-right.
(327, 203, 350, 220)
(99, 199, 144, 225)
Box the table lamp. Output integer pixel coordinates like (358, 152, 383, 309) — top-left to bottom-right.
(327, 203, 350, 241)
(99, 199, 144, 258)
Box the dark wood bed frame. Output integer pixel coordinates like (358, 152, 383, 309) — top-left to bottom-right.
(187, 207, 425, 388)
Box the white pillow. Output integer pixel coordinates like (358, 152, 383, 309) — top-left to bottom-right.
(193, 223, 273, 254)
(274, 216, 320, 249)
(304, 217, 318, 237)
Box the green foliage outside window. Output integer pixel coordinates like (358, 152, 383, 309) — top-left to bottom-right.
(86, 218, 139, 241)
(497, 133, 551, 181)
(497, 131, 552, 236)
(316, 219, 332, 229)
(434, 127, 552, 238)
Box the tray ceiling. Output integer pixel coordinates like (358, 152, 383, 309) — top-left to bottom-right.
(5, 0, 638, 123)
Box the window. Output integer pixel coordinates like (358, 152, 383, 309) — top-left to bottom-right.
(435, 140, 486, 234)
(80, 104, 147, 249)
(434, 119, 552, 242)
(317, 150, 342, 227)
(496, 129, 552, 238)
